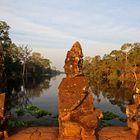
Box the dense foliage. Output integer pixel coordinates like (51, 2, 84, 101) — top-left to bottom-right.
(0, 21, 59, 79)
(83, 43, 140, 84)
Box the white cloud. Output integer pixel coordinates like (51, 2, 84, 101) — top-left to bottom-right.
(0, 0, 140, 70)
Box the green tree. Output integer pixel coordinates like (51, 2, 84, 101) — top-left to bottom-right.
(4, 43, 22, 77)
(0, 21, 11, 47)
(128, 43, 140, 81)
(18, 45, 32, 77)
(121, 43, 132, 79)
(27, 52, 51, 76)
(84, 42, 140, 86)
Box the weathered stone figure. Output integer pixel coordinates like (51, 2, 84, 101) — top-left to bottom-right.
(64, 41, 83, 78)
(126, 87, 140, 139)
(59, 41, 102, 140)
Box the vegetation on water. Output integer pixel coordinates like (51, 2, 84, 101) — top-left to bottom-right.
(102, 111, 119, 120)
(15, 105, 52, 118)
(52, 114, 59, 118)
(102, 111, 127, 122)
(7, 119, 31, 131)
(5, 105, 53, 131)
(15, 108, 25, 116)
(98, 111, 127, 128)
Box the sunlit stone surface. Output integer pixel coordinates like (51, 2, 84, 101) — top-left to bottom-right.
(64, 41, 83, 78)
(126, 86, 140, 137)
(98, 126, 137, 140)
(7, 127, 59, 140)
(58, 41, 102, 139)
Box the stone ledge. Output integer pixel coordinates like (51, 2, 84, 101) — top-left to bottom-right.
(7, 127, 59, 140)
(98, 126, 137, 140)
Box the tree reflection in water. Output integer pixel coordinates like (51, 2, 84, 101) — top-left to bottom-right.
(90, 79, 134, 115)
(6, 76, 51, 111)
(24, 77, 50, 98)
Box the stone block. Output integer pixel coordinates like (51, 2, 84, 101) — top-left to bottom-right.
(58, 136, 82, 140)
(0, 93, 5, 117)
(79, 113, 98, 130)
(81, 127, 96, 140)
(127, 119, 140, 135)
(98, 126, 137, 140)
(7, 127, 58, 140)
(58, 76, 89, 114)
(82, 135, 96, 140)
(61, 122, 81, 137)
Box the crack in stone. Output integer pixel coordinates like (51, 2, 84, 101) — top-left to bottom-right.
(29, 128, 41, 139)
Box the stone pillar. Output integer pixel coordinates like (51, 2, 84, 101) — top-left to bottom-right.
(58, 42, 102, 140)
(0, 93, 5, 118)
(126, 87, 140, 138)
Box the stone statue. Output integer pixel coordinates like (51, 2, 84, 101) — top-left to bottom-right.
(59, 41, 102, 140)
(126, 86, 140, 137)
(64, 41, 83, 78)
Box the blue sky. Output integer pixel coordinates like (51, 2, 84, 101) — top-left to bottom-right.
(0, 0, 140, 70)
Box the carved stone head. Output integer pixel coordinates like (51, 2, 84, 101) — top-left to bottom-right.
(64, 41, 83, 78)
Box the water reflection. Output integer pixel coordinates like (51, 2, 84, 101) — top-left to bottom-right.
(6, 75, 134, 126)
(90, 80, 134, 119)
(6, 74, 64, 126)
(6, 77, 51, 109)
(25, 77, 51, 98)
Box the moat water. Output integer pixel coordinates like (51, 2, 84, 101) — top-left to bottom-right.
(7, 74, 133, 126)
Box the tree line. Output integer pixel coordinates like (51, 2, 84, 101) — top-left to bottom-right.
(83, 43, 140, 87)
(0, 21, 59, 79)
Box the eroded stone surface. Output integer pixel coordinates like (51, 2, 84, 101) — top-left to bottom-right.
(58, 41, 102, 139)
(64, 41, 83, 78)
(0, 93, 5, 117)
(7, 127, 59, 140)
(98, 126, 137, 140)
(126, 91, 140, 136)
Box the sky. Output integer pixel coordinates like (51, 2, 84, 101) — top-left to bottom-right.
(0, 0, 140, 71)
